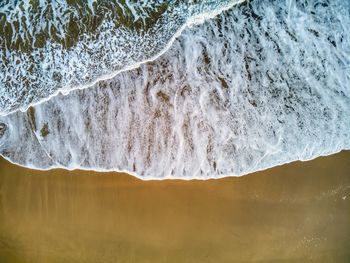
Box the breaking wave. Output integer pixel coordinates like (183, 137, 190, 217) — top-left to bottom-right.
(0, 0, 349, 179)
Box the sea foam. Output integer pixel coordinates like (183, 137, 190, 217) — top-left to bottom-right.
(0, 0, 243, 115)
(0, 0, 349, 179)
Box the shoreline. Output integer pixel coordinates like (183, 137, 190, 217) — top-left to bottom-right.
(1, 147, 347, 181)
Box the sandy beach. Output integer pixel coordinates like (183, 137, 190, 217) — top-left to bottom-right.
(0, 151, 349, 262)
(1, 0, 349, 262)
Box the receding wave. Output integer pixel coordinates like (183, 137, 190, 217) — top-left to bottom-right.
(1, 0, 349, 179)
(0, 0, 243, 115)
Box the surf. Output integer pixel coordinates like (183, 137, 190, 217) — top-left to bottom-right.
(0, 0, 244, 116)
(1, 0, 349, 179)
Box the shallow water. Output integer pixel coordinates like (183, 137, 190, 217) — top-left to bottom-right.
(1, 0, 349, 179)
(0, 0, 242, 115)
(0, 151, 350, 262)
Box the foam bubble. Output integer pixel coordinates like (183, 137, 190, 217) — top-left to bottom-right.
(1, 0, 349, 179)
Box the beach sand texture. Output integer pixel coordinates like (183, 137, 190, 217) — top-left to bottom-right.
(0, 151, 350, 262)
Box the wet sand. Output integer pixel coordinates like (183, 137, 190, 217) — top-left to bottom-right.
(0, 152, 349, 263)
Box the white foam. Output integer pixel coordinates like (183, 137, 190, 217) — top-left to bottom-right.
(0, 0, 244, 116)
(1, 0, 349, 179)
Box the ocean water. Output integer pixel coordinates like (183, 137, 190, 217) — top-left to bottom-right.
(0, 0, 243, 115)
(0, 0, 349, 179)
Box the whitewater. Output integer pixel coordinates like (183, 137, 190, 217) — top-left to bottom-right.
(0, 0, 349, 179)
(0, 0, 244, 116)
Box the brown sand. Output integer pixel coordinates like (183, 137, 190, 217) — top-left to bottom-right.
(0, 152, 349, 262)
